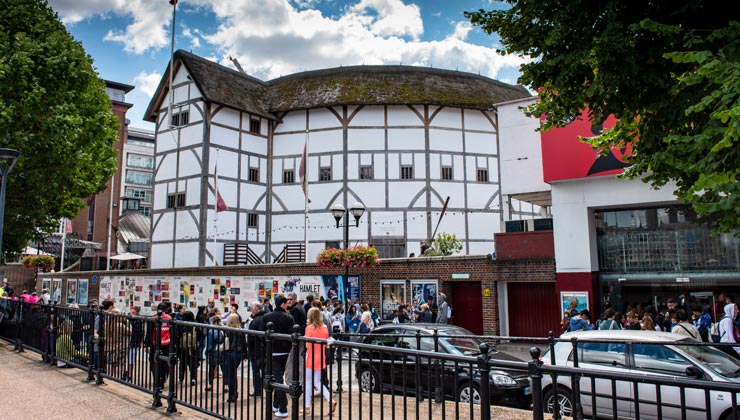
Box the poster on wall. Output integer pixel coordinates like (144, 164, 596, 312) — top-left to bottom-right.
(77, 279, 89, 306)
(52, 279, 62, 303)
(410, 280, 438, 307)
(561, 291, 589, 314)
(380, 280, 406, 320)
(41, 278, 51, 294)
(347, 276, 361, 301)
(66, 279, 77, 305)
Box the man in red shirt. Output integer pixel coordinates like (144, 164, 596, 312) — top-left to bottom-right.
(145, 301, 172, 392)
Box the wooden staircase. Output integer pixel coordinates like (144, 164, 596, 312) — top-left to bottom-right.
(274, 244, 306, 263)
(223, 243, 264, 265)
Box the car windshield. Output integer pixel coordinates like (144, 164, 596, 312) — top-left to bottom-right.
(674, 344, 740, 378)
(437, 330, 483, 356)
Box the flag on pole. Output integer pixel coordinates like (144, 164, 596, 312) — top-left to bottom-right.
(215, 158, 227, 212)
(299, 139, 310, 202)
(65, 218, 72, 233)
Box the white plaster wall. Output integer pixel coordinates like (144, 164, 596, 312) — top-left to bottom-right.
(466, 184, 499, 208)
(179, 149, 202, 178)
(347, 182, 385, 207)
(175, 209, 200, 240)
(152, 212, 175, 241)
(150, 244, 172, 269)
(349, 106, 384, 126)
(371, 211, 406, 236)
(272, 132, 305, 156)
(275, 111, 305, 133)
(388, 128, 424, 150)
(175, 242, 199, 267)
(240, 183, 268, 211)
(430, 107, 462, 129)
(242, 135, 267, 155)
(387, 154, 399, 178)
(210, 208, 237, 241)
(210, 124, 240, 149)
(465, 132, 497, 155)
(388, 182, 424, 207)
(155, 154, 176, 181)
(185, 178, 201, 206)
(210, 147, 239, 177)
(467, 212, 500, 240)
(309, 108, 342, 129)
(387, 105, 423, 126)
(179, 124, 204, 149)
(464, 110, 495, 131)
(430, 183, 466, 208)
(429, 129, 463, 152)
(551, 176, 678, 273)
(211, 107, 241, 128)
(406, 212, 428, 238)
(497, 98, 549, 196)
(348, 128, 384, 150)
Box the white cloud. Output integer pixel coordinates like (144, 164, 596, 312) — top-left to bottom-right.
(448, 21, 472, 41)
(349, 0, 423, 40)
(132, 71, 162, 97)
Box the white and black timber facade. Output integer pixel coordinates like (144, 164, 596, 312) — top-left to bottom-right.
(144, 50, 532, 268)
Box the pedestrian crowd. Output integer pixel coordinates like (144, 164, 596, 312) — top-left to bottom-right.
(562, 292, 740, 359)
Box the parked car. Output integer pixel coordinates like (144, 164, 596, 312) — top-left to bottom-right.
(541, 330, 740, 420)
(354, 323, 531, 408)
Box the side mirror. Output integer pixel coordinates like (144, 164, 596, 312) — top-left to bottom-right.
(685, 365, 703, 379)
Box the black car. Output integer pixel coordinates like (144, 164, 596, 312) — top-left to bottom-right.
(354, 324, 531, 408)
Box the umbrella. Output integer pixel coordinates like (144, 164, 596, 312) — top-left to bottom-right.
(22, 246, 51, 256)
(109, 252, 145, 261)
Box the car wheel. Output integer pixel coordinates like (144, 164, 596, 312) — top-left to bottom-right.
(544, 387, 573, 418)
(358, 367, 380, 393)
(458, 382, 481, 405)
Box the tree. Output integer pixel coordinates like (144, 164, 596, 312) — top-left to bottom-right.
(427, 233, 463, 256)
(467, 2, 740, 232)
(0, 0, 119, 258)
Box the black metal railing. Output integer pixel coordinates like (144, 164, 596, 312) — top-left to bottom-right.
(6, 301, 740, 420)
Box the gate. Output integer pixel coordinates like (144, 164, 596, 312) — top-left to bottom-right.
(507, 282, 559, 337)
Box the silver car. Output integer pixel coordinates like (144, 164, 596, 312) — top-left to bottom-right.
(540, 330, 740, 420)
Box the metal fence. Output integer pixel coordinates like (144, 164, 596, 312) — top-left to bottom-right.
(5, 301, 740, 420)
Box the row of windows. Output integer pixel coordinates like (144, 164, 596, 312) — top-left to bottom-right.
(126, 154, 154, 169)
(164, 191, 257, 227)
(126, 170, 153, 186)
(280, 166, 489, 183)
(125, 187, 153, 203)
(171, 110, 261, 135)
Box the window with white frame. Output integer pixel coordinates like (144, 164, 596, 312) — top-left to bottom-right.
(126, 154, 154, 169)
(125, 170, 152, 186)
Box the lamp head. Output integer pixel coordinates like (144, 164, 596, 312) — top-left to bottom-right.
(350, 202, 365, 219)
(331, 203, 346, 222)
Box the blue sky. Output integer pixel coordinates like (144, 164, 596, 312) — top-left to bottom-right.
(47, 0, 528, 129)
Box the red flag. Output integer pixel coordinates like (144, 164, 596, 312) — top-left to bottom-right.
(169, 0, 178, 5)
(299, 142, 309, 201)
(216, 191, 227, 212)
(65, 218, 72, 233)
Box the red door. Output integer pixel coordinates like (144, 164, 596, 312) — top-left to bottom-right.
(449, 282, 483, 335)
(507, 282, 559, 337)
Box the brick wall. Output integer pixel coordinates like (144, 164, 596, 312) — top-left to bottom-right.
(0, 263, 39, 295)
(35, 255, 554, 336)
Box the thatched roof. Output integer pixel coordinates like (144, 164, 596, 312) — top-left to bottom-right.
(145, 50, 531, 122)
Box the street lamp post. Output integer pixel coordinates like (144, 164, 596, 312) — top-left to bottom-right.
(331, 202, 365, 297)
(0, 148, 20, 264)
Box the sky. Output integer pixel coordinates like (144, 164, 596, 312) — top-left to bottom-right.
(46, 0, 529, 130)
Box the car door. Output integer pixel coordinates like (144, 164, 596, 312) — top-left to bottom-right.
(630, 343, 707, 420)
(397, 331, 439, 397)
(363, 328, 401, 391)
(575, 341, 633, 419)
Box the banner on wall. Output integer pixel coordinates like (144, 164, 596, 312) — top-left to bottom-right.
(41, 279, 51, 294)
(66, 279, 77, 305)
(380, 280, 406, 320)
(410, 280, 438, 307)
(77, 279, 89, 306)
(51, 279, 62, 303)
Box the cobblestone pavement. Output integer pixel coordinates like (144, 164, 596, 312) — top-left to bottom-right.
(0, 340, 547, 419)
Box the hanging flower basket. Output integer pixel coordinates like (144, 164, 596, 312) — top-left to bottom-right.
(317, 245, 378, 268)
(22, 255, 55, 271)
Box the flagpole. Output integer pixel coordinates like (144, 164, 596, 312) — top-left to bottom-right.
(214, 148, 219, 265)
(167, 0, 177, 128)
(60, 218, 67, 272)
(304, 129, 310, 262)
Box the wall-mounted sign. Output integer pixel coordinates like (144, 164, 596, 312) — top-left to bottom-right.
(451, 273, 470, 279)
(483, 288, 491, 297)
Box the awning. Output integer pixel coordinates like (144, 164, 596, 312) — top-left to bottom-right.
(109, 252, 145, 261)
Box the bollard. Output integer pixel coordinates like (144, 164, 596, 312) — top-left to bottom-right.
(166, 349, 178, 414)
(289, 325, 302, 420)
(264, 322, 274, 420)
(548, 331, 561, 420)
(477, 342, 492, 420)
(529, 347, 544, 420)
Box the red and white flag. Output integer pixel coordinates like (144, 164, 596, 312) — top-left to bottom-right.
(215, 161, 227, 213)
(65, 218, 72, 233)
(299, 141, 310, 202)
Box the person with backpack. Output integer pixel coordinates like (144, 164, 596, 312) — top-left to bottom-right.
(223, 313, 247, 403)
(692, 306, 711, 342)
(144, 301, 172, 392)
(671, 309, 701, 340)
(598, 308, 621, 330)
(205, 315, 223, 392)
(177, 310, 198, 386)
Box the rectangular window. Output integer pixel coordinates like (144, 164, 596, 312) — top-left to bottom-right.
(248, 168, 259, 182)
(441, 166, 453, 180)
(171, 110, 189, 127)
(477, 168, 489, 182)
(249, 118, 261, 134)
(319, 166, 332, 181)
(283, 169, 295, 184)
(139, 207, 151, 217)
(247, 213, 258, 228)
(125, 187, 152, 203)
(360, 165, 374, 180)
(166, 192, 186, 209)
(401, 165, 414, 180)
(125, 170, 153, 186)
(126, 154, 154, 169)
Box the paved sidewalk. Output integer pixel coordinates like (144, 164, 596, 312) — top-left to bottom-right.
(0, 341, 208, 420)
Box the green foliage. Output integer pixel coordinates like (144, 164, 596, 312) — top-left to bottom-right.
(0, 0, 119, 256)
(467, 2, 740, 232)
(430, 233, 463, 256)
